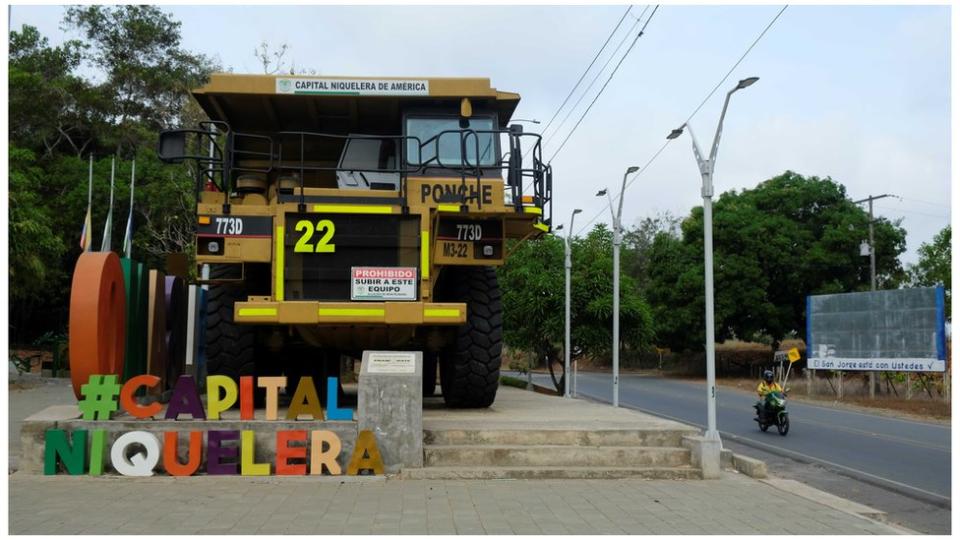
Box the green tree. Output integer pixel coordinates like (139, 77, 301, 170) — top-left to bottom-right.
(63, 5, 217, 154)
(9, 146, 67, 306)
(647, 171, 908, 352)
(8, 25, 97, 156)
(621, 211, 681, 290)
(909, 225, 951, 317)
(8, 9, 216, 343)
(498, 224, 654, 389)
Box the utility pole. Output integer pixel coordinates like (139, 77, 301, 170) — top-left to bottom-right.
(853, 193, 894, 399)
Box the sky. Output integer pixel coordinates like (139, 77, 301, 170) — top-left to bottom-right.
(10, 4, 952, 266)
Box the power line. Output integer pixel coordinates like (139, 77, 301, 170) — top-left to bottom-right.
(575, 5, 788, 235)
(523, 6, 652, 193)
(540, 6, 650, 152)
(536, 6, 634, 146)
(547, 6, 660, 166)
(896, 195, 952, 210)
(682, 5, 788, 125)
(876, 206, 950, 220)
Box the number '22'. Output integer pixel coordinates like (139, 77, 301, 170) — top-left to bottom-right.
(294, 219, 336, 253)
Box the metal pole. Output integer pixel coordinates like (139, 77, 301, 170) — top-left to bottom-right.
(609, 169, 635, 408)
(564, 209, 580, 399)
(869, 198, 876, 399)
(573, 355, 578, 397)
(613, 220, 623, 407)
(687, 120, 721, 442)
(564, 235, 572, 398)
(702, 186, 718, 439)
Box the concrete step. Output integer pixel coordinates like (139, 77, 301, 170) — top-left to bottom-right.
(423, 429, 691, 447)
(401, 465, 702, 480)
(424, 444, 691, 468)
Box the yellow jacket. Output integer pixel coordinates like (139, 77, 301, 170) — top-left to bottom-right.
(757, 381, 783, 398)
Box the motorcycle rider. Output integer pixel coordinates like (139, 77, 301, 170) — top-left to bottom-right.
(754, 369, 783, 422)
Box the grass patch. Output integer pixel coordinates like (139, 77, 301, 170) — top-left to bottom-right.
(499, 375, 529, 389)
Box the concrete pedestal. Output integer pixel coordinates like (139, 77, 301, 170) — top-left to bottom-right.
(681, 435, 722, 479)
(358, 351, 423, 473)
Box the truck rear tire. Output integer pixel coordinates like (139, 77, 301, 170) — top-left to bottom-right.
(205, 267, 257, 386)
(439, 267, 502, 408)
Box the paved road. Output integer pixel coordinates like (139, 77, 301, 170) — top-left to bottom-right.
(511, 371, 951, 504)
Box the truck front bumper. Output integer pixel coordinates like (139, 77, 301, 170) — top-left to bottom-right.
(233, 301, 466, 325)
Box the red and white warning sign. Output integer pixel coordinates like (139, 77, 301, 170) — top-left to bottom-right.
(351, 267, 417, 301)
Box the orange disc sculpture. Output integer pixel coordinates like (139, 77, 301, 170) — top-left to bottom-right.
(68, 252, 127, 398)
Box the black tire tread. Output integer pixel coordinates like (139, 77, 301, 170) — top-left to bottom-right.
(205, 266, 256, 381)
(439, 267, 502, 408)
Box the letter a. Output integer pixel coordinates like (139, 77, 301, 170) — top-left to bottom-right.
(286, 376, 324, 420)
(346, 430, 384, 475)
(165, 375, 206, 420)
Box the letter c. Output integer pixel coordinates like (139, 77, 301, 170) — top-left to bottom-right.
(119, 375, 162, 418)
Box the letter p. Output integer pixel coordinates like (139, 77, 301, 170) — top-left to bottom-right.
(207, 375, 238, 420)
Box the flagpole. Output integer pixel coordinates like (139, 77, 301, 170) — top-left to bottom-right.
(80, 154, 94, 252)
(101, 156, 115, 252)
(123, 158, 136, 258)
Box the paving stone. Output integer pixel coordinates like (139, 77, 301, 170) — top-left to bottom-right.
(8, 473, 905, 535)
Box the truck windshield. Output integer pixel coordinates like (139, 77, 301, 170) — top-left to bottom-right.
(406, 116, 496, 168)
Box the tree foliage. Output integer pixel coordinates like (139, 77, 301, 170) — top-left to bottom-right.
(8, 7, 215, 343)
(909, 225, 951, 317)
(646, 171, 907, 351)
(498, 224, 654, 370)
(63, 5, 217, 154)
(9, 25, 94, 157)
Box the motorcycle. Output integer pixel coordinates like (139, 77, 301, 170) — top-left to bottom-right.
(754, 390, 789, 436)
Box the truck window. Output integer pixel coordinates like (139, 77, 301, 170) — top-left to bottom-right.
(405, 116, 496, 168)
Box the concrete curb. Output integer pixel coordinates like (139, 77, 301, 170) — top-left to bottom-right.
(721, 449, 767, 478)
(758, 477, 917, 535)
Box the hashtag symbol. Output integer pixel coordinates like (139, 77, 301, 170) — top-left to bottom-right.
(78, 374, 122, 420)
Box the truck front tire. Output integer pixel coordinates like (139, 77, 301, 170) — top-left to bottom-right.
(439, 267, 502, 408)
(204, 266, 263, 395)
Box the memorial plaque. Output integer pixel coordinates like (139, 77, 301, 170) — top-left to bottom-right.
(366, 352, 417, 374)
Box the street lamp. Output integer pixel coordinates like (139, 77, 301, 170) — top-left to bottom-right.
(665, 76, 758, 442)
(564, 208, 582, 398)
(512, 118, 541, 124)
(597, 166, 639, 408)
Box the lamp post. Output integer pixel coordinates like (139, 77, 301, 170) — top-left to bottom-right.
(564, 209, 582, 398)
(596, 166, 640, 408)
(512, 118, 541, 124)
(666, 76, 758, 441)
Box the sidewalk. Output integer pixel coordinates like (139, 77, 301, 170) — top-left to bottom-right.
(9, 472, 904, 534)
(8, 375, 905, 535)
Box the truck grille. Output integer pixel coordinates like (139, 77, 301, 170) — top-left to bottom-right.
(283, 213, 420, 301)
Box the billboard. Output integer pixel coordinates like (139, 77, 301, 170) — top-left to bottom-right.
(806, 286, 946, 372)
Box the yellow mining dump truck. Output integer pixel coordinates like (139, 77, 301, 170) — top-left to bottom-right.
(157, 74, 552, 407)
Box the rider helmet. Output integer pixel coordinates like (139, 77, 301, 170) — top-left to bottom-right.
(763, 370, 774, 383)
